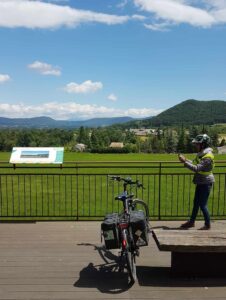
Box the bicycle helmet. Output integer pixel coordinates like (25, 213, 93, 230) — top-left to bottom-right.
(192, 134, 211, 148)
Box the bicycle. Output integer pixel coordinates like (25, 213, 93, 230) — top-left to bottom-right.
(101, 175, 150, 284)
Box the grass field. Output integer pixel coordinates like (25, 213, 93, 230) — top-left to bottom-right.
(1, 151, 226, 162)
(1, 151, 226, 175)
(0, 152, 226, 221)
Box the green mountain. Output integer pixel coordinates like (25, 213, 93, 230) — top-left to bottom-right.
(140, 99, 226, 127)
(0, 116, 134, 128)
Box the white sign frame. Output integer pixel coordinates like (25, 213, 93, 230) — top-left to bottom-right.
(10, 147, 64, 164)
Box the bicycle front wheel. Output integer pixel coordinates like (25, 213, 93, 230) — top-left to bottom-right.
(125, 250, 136, 284)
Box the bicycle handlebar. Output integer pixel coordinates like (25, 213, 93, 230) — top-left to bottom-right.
(108, 175, 145, 189)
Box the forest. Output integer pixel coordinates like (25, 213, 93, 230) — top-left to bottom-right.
(0, 124, 224, 154)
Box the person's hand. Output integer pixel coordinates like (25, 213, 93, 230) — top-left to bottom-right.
(178, 154, 186, 163)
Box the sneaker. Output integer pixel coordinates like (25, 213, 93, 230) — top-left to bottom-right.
(180, 221, 195, 229)
(199, 224, 211, 230)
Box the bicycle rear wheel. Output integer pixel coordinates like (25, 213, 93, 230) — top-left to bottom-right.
(132, 199, 149, 222)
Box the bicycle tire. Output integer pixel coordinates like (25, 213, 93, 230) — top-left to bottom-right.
(124, 228, 137, 284)
(132, 199, 149, 222)
(125, 249, 136, 284)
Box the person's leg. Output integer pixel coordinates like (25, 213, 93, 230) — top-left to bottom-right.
(190, 185, 200, 223)
(180, 185, 199, 228)
(199, 184, 212, 228)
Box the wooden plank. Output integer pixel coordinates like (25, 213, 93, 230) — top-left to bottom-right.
(2, 221, 226, 299)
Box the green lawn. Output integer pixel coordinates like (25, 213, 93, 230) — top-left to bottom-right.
(1, 151, 226, 162)
(1, 151, 225, 174)
(0, 152, 226, 221)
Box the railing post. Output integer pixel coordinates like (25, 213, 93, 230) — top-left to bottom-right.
(158, 162, 162, 220)
(76, 162, 79, 221)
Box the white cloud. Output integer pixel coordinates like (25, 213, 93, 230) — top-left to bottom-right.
(108, 93, 118, 102)
(64, 80, 103, 94)
(201, 0, 226, 9)
(0, 0, 130, 29)
(0, 74, 11, 84)
(144, 22, 170, 31)
(125, 107, 163, 117)
(212, 7, 226, 22)
(117, 0, 128, 8)
(0, 101, 163, 120)
(28, 61, 61, 76)
(0, 0, 225, 30)
(45, 0, 70, 2)
(134, 0, 217, 28)
(131, 14, 147, 21)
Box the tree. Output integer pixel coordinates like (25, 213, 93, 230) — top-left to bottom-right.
(90, 129, 100, 149)
(108, 129, 124, 143)
(219, 138, 225, 147)
(0, 133, 6, 151)
(210, 131, 219, 147)
(151, 135, 165, 153)
(77, 126, 90, 145)
(140, 138, 152, 153)
(190, 126, 199, 139)
(177, 126, 186, 153)
(16, 130, 32, 147)
(165, 129, 177, 153)
(124, 131, 137, 144)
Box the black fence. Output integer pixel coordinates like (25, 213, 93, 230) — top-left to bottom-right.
(0, 161, 226, 221)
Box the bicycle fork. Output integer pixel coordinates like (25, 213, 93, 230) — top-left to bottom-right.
(118, 224, 129, 268)
(118, 224, 138, 284)
(119, 224, 139, 258)
(119, 223, 129, 250)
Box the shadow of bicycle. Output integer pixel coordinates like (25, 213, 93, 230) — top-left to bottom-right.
(74, 243, 133, 293)
(74, 243, 226, 292)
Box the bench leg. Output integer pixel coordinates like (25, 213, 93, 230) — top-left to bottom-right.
(171, 252, 226, 277)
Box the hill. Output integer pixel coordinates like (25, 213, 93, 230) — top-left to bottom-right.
(138, 99, 226, 127)
(0, 116, 134, 128)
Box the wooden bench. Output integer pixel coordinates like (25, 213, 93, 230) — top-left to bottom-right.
(152, 229, 226, 277)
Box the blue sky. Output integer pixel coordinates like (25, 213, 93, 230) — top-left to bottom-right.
(0, 0, 226, 120)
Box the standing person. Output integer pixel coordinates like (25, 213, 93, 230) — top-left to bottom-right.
(178, 134, 215, 230)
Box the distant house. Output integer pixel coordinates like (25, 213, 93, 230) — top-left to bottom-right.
(75, 143, 86, 152)
(129, 128, 155, 136)
(217, 145, 226, 154)
(128, 128, 163, 137)
(109, 142, 124, 148)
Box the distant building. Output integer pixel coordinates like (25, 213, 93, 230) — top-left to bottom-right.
(129, 128, 155, 136)
(109, 142, 124, 148)
(217, 145, 226, 154)
(128, 128, 163, 137)
(75, 143, 86, 152)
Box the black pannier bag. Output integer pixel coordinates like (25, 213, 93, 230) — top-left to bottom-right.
(130, 210, 149, 247)
(101, 213, 120, 249)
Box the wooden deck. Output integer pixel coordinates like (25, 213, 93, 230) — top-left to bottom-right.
(1, 220, 226, 299)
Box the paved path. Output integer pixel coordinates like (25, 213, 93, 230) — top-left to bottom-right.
(1, 220, 226, 299)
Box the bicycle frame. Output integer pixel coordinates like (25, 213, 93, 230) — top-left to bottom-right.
(103, 175, 149, 285)
(114, 179, 139, 283)
(119, 223, 129, 250)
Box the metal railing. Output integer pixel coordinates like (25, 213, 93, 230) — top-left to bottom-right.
(0, 161, 226, 221)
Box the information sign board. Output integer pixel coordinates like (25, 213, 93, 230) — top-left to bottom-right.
(9, 147, 64, 164)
